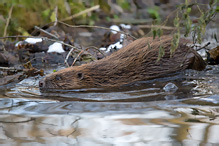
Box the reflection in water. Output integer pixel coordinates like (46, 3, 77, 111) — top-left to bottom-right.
(0, 98, 219, 145)
(0, 65, 218, 145)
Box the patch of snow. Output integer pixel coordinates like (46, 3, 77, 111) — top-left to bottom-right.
(99, 25, 127, 53)
(120, 33, 125, 43)
(110, 25, 120, 34)
(25, 38, 43, 44)
(99, 47, 107, 51)
(15, 38, 43, 47)
(106, 41, 123, 52)
(120, 24, 131, 29)
(197, 49, 206, 57)
(47, 42, 65, 53)
(120, 34, 125, 40)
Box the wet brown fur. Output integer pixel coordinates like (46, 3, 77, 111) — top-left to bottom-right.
(40, 36, 206, 91)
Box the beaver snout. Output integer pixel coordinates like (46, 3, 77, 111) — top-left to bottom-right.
(39, 79, 50, 92)
(39, 79, 46, 92)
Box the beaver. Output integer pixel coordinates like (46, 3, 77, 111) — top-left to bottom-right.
(39, 36, 206, 91)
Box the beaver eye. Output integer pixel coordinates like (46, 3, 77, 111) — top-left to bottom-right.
(55, 75, 62, 81)
(77, 72, 84, 80)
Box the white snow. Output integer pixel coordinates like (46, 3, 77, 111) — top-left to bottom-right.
(110, 25, 120, 34)
(47, 42, 65, 53)
(120, 24, 131, 29)
(15, 38, 42, 47)
(120, 34, 125, 41)
(106, 41, 123, 52)
(25, 38, 43, 44)
(99, 25, 129, 53)
(99, 47, 107, 51)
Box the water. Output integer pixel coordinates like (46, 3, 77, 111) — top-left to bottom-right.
(0, 64, 218, 145)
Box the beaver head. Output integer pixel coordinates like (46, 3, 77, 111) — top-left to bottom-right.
(39, 36, 206, 92)
(39, 66, 90, 91)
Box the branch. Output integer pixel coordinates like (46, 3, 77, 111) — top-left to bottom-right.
(58, 21, 137, 40)
(192, 42, 211, 51)
(138, 25, 175, 30)
(86, 46, 106, 57)
(71, 47, 97, 66)
(0, 35, 42, 39)
(3, 5, 14, 41)
(61, 5, 100, 21)
(34, 26, 59, 39)
(0, 66, 22, 71)
(65, 47, 77, 67)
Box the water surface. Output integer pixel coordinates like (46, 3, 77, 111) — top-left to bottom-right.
(0, 64, 218, 145)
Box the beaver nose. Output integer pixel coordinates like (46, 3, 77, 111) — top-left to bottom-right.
(39, 80, 44, 88)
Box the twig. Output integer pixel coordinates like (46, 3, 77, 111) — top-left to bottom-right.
(53, 6, 58, 26)
(58, 21, 137, 40)
(192, 42, 211, 51)
(0, 66, 22, 71)
(143, 7, 180, 38)
(65, 47, 76, 67)
(86, 46, 106, 57)
(112, 18, 153, 24)
(66, 46, 106, 67)
(3, 5, 14, 41)
(61, 5, 100, 21)
(195, 0, 202, 13)
(71, 49, 85, 66)
(138, 25, 175, 30)
(71, 47, 98, 66)
(65, 46, 106, 67)
(0, 35, 42, 39)
(34, 26, 59, 39)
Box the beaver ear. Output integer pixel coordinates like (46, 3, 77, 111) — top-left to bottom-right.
(77, 72, 84, 80)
